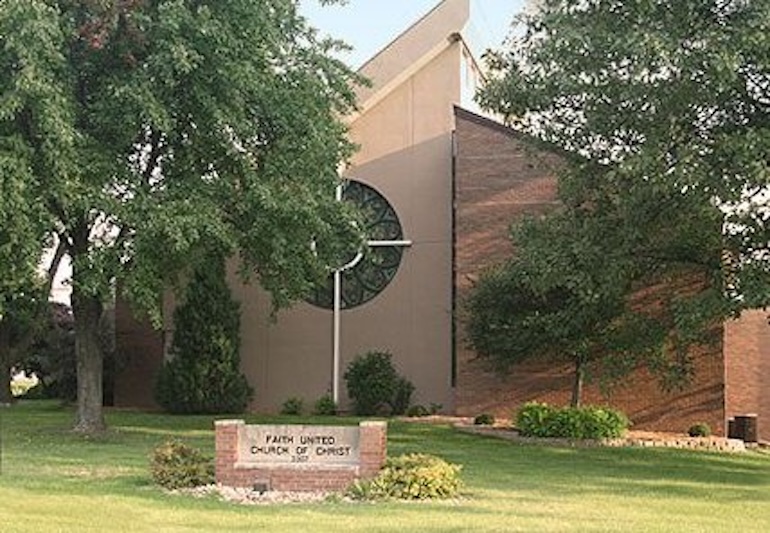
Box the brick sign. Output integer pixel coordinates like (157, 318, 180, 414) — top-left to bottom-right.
(239, 425, 360, 466)
(215, 420, 387, 492)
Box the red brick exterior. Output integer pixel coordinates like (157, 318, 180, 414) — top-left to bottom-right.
(112, 103, 765, 441)
(453, 107, 727, 435)
(215, 421, 387, 492)
(725, 310, 770, 441)
(113, 297, 163, 409)
(358, 421, 389, 478)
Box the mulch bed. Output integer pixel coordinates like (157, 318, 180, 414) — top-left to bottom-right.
(453, 424, 749, 453)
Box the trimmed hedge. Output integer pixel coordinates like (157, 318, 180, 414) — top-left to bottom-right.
(406, 404, 430, 417)
(516, 402, 629, 439)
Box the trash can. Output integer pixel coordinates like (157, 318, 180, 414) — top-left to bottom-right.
(733, 414, 758, 443)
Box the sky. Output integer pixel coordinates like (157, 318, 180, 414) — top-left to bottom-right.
(299, 0, 526, 69)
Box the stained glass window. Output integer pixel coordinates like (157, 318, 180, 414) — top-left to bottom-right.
(308, 180, 405, 310)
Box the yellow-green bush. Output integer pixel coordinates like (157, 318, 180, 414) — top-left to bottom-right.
(348, 453, 462, 500)
(150, 441, 214, 490)
(516, 402, 629, 439)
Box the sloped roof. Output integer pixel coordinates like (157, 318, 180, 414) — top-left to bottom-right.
(351, 0, 471, 121)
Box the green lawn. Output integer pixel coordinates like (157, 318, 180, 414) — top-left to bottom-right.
(1, 401, 768, 532)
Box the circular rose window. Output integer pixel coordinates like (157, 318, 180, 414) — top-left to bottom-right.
(308, 180, 405, 310)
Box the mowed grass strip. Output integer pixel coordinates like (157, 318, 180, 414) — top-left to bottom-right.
(0, 401, 768, 532)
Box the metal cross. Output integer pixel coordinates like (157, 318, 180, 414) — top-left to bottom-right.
(331, 183, 412, 404)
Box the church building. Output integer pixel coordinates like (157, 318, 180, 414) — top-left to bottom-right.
(115, 0, 769, 440)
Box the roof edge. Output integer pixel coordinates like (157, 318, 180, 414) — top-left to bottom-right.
(453, 105, 576, 160)
(357, 0, 454, 74)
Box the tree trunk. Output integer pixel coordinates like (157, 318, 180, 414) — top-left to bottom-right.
(0, 321, 13, 405)
(72, 287, 105, 433)
(571, 354, 586, 408)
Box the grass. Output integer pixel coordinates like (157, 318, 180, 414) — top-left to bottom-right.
(1, 401, 769, 532)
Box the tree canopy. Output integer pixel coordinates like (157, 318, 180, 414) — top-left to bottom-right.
(467, 0, 769, 401)
(0, 0, 362, 431)
(0, 121, 58, 404)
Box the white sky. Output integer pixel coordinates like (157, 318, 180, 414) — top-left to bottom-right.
(299, 0, 526, 68)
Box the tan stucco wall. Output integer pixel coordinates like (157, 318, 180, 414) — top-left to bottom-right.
(356, 0, 469, 111)
(230, 41, 464, 412)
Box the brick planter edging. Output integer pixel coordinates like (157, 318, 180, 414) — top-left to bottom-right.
(455, 425, 747, 453)
(215, 420, 387, 492)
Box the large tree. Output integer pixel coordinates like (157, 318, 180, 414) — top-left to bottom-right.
(0, 135, 63, 404)
(468, 0, 769, 390)
(0, 0, 361, 432)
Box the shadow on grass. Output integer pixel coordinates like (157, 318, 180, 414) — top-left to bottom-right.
(448, 430, 769, 500)
(3, 402, 769, 513)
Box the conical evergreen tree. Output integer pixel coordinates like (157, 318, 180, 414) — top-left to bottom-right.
(155, 255, 252, 414)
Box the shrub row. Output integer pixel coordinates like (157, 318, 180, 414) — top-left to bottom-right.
(516, 402, 629, 439)
(279, 395, 339, 416)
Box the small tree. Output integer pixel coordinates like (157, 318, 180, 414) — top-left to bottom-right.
(15, 302, 114, 403)
(466, 203, 710, 407)
(155, 254, 252, 414)
(0, 144, 57, 404)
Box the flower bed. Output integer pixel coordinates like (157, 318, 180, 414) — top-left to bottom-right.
(455, 424, 747, 453)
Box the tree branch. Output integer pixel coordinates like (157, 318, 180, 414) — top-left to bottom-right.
(44, 239, 67, 299)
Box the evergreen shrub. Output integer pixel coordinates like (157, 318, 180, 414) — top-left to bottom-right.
(688, 423, 712, 437)
(391, 376, 415, 416)
(344, 351, 414, 416)
(429, 403, 443, 415)
(313, 393, 337, 415)
(406, 404, 430, 417)
(150, 440, 214, 490)
(154, 255, 253, 414)
(280, 397, 304, 415)
(516, 402, 629, 439)
(474, 413, 495, 425)
(348, 453, 462, 500)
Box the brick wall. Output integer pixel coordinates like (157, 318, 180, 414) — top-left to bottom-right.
(453, 107, 561, 281)
(215, 421, 387, 492)
(453, 107, 726, 434)
(113, 296, 163, 409)
(725, 310, 770, 441)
